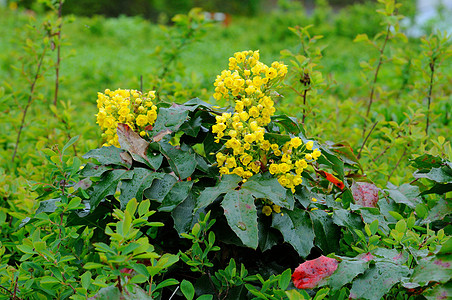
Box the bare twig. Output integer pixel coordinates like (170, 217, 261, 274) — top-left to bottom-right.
(12, 45, 48, 163)
(425, 60, 436, 135)
(357, 121, 378, 159)
(366, 25, 391, 119)
(387, 147, 407, 183)
(53, 0, 63, 107)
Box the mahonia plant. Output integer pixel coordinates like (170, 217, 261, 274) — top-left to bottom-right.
(212, 51, 321, 213)
(96, 89, 158, 146)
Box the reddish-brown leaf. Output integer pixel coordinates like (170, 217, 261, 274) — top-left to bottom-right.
(117, 123, 149, 161)
(317, 170, 345, 190)
(292, 255, 339, 289)
(351, 181, 379, 207)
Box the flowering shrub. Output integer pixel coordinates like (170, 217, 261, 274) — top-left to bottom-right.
(212, 51, 321, 217)
(96, 89, 158, 147)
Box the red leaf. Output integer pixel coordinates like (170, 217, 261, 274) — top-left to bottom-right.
(317, 170, 345, 190)
(351, 181, 379, 207)
(292, 255, 338, 289)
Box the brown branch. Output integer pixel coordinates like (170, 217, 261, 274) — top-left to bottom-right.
(425, 60, 436, 135)
(53, 0, 63, 107)
(366, 25, 391, 119)
(357, 121, 378, 159)
(12, 45, 48, 163)
(387, 147, 407, 183)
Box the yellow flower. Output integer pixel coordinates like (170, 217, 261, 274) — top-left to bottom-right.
(262, 205, 272, 216)
(136, 115, 148, 127)
(290, 137, 302, 149)
(306, 141, 314, 151)
(269, 164, 279, 174)
(272, 204, 281, 213)
(305, 153, 313, 160)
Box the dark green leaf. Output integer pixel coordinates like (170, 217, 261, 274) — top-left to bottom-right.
(195, 175, 242, 211)
(414, 167, 452, 183)
(349, 262, 410, 300)
(119, 168, 163, 209)
(80, 163, 111, 178)
(83, 146, 131, 168)
(423, 281, 452, 300)
(151, 106, 190, 137)
(310, 209, 340, 253)
(327, 256, 371, 291)
(271, 114, 300, 134)
(159, 141, 197, 180)
(333, 209, 364, 236)
(222, 190, 258, 249)
(411, 154, 443, 170)
(385, 183, 422, 208)
(144, 173, 178, 203)
(420, 183, 452, 195)
(242, 174, 294, 209)
(159, 181, 193, 212)
(90, 169, 133, 208)
(172, 193, 200, 234)
(272, 208, 314, 257)
(421, 198, 452, 225)
(410, 255, 452, 286)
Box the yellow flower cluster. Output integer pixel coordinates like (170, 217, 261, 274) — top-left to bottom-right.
(96, 89, 158, 147)
(212, 51, 322, 199)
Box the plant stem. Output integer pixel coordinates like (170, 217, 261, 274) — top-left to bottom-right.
(12, 46, 48, 163)
(53, 0, 63, 107)
(302, 88, 308, 125)
(387, 147, 407, 183)
(425, 60, 436, 135)
(357, 121, 378, 159)
(366, 25, 390, 119)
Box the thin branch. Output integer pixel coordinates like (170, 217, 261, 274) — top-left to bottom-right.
(53, 0, 63, 107)
(425, 60, 436, 135)
(365, 25, 391, 119)
(357, 121, 378, 159)
(387, 147, 407, 183)
(372, 144, 392, 162)
(12, 45, 48, 163)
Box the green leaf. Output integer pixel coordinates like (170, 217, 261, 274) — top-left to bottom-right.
(385, 183, 422, 208)
(272, 208, 314, 257)
(278, 269, 292, 290)
(144, 173, 178, 203)
(333, 209, 364, 237)
(155, 278, 179, 291)
(151, 106, 190, 137)
(181, 280, 195, 300)
(421, 198, 452, 225)
(310, 209, 340, 253)
(195, 174, 242, 211)
(83, 146, 131, 167)
(16, 244, 35, 254)
(410, 255, 452, 286)
(414, 167, 452, 183)
(90, 169, 133, 208)
(80, 163, 111, 178)
(327, 256, 371, 291)
(222, 190, 258, 249)
(62, 135, 79, 154)
(354, 33, 369, 42)
(411, 154, 442, 170)
(241, 174, 294, 209)
(285, 289, 310, 300)
(130, 274, 148, 284)
(196, 295, 214, 300)
(159, 181, 193, 212)
(271, 114, 300, 134)
(349, 262, 410, 300)
(80, 271, 91, 290)
(119, 168, 164, 209)
(423, 281, 452, 300)
(172, 193, 198, 234)
(159, 141, 197, 180)
(40, 276, 60, 285)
